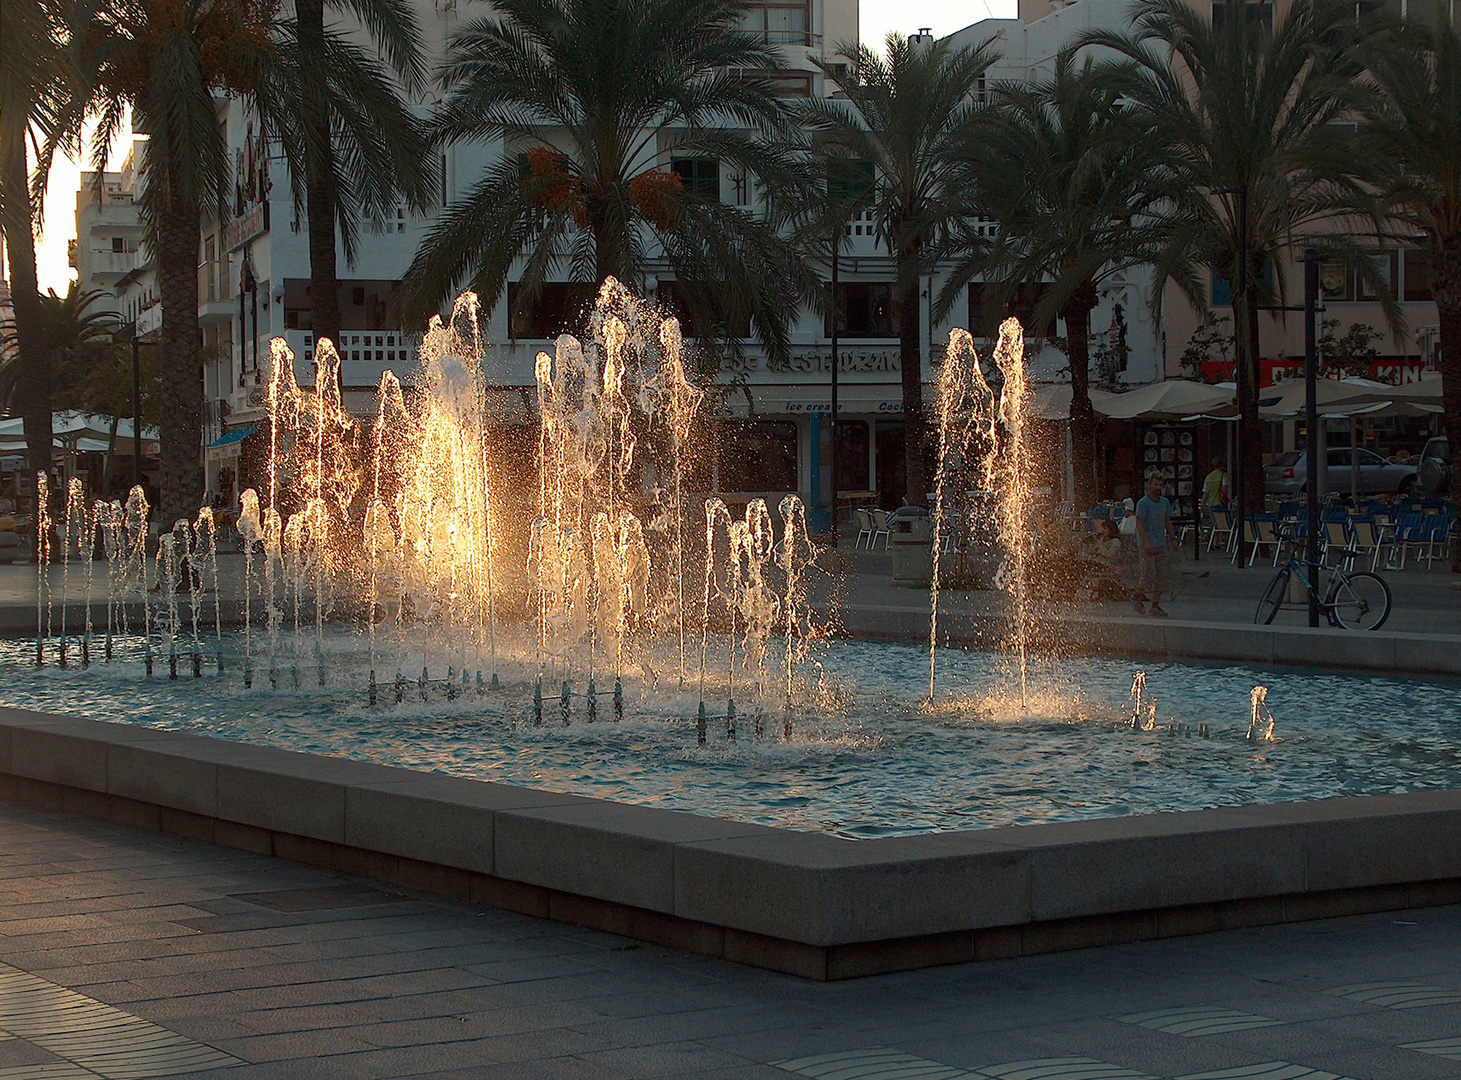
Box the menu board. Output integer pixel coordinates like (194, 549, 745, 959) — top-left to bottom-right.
(1142, 426, 1197, 516)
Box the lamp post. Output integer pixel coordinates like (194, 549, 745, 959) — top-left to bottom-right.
(1303, 248, 1321, 627)
(132, 334, 142, 488)
(829, 224, 840, 546)
(1213, 185, 1249, 566)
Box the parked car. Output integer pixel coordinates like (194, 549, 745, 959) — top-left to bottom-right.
(1418, 436, 1451, 496)
(1263, 447, 1418, 497)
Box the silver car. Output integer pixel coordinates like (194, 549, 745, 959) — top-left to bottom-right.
(1263, 447, 1418, 497)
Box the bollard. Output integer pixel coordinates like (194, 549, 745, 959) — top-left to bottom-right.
(491, 672, 500, 690)
(586, 680, 597, 723)
(476, 671, 485, 695)
(697, 701, 707, 745)
(533, 680, 543, 725)
(369, 669, 377, 706)
(560, 680, 571, 725)
(613, 677, 623, 722)
(727, 698, 736, 743)
(419, 666, 428, 701)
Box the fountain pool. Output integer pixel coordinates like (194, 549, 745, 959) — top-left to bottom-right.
(1, 633, 1456, 838)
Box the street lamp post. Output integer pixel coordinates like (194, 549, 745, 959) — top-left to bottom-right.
(132, 334, 143, 489)
(1303, 248, 1321, 627)
(829, 224, 840, 546)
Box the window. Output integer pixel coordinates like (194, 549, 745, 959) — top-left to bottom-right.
(765, 73, 812, 97)
(1319, 252, 1397, 302)
(967, 283, 1054, 337)
(827, 159, 874, 203)
(739, 3, 808, 43)
(111, 237, 125, 253)
(715, 420, 798, 492)
(1404, 248, 1432, 301)
(671, 157, 719, 201)
(829, 282, 898, 338)
(352, 287, 366, 307)
(507, 282, 598, 339)
(657, 281, 750, 338)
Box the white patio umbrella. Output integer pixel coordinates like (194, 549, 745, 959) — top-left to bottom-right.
(1094, 379, 1234, 420)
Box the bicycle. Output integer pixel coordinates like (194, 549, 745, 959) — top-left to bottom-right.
(1253, 547, 1391, 630)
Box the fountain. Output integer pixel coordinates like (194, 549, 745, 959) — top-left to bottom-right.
(10, 278, 1436, 843)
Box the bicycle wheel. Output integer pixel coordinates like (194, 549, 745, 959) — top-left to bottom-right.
(1326, 570, 1391, 630)
(1255, 568, 1289, 625)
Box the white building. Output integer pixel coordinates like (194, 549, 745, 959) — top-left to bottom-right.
(70, 144, 148, 318)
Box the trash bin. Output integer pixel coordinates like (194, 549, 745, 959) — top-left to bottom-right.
(890, 514, 933, 585)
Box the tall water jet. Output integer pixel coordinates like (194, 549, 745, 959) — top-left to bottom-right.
(993, 318, 1032, 708)
(59, 478, 86, 667)
(238, 490, 262, 686)
(648, 318, 703, 687)
(777, 494, 813, 739)
(929, 329, 997, 700)
(35, 473, 50, 666)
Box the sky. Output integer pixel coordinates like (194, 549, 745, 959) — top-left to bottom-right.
(30, 0, 1017, 295)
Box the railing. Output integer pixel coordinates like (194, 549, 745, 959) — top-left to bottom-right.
(86, 250, 138, 275)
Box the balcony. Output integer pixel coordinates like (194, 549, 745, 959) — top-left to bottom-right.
(85, 250, 139, 278)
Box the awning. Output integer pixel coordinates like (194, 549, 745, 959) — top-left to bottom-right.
(207, 425, 258, 449)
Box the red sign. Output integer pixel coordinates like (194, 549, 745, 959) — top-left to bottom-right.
(1197, 360, 1438, 387)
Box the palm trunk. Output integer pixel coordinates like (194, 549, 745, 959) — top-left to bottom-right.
(896, 256, 927, 504)
(592, 198, 628, 288)
(1062, 285, 1098, 509)
(297, 0, 342, 379)
(155, 192, 204, 528)
(1433, 243, 1461, 573)
(1, 136, 52, 483)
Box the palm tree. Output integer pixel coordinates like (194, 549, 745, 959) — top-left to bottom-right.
(939, 49, 1172, 509)
(396, 0, 807, 357)
(1361, 5, 1461, 571)
(801, 33, 1000, 504)
(78, 0, 277, 527)
(0, 284, 120, 412)
(1086, 0, 1386, 516)
(256, 0, 434, 354)
(0, 0, 72, 480)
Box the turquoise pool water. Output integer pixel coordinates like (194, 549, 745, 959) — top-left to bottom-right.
(1, 634, 1456, 838)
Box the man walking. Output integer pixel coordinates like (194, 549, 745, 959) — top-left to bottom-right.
(1133, 471, 1176, 617)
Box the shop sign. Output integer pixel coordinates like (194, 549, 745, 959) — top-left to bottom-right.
(766, 350, 901, 374)
(227, 123, 271, 251)
(1198, 359, 1438, 387)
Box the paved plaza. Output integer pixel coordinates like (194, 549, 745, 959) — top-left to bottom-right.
(0, 801, 1459, 1079)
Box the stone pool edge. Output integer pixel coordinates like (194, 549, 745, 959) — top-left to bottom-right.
(3, 705, 1460, 980)
(836, 604, 1461, 677)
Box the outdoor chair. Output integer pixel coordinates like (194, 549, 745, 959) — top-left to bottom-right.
(1411, 513, 1456, 570)
(1240, 516, 1282, 567)
(1207, 507, 1235, 553)
(869, 508, 892, 551)
(1349, 517, 1393, 571)
(853, 508, 874, 550)
(1395, 512, 1428, 568)
(1322, 520, 1353, 569)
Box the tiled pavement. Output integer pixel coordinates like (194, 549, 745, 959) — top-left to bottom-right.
(2, 802, 1461, 1079)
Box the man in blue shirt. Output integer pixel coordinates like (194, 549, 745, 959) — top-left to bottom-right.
(1133, 471, 1176, 617)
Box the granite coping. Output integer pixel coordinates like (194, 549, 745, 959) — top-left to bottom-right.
(836, 604, 1461, 676)
(4, 705, 1461, 955)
